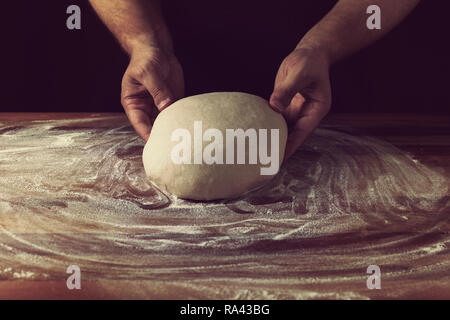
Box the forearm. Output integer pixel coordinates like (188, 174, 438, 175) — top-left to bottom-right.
(298, 0, 420, 63)
(89, 0, 172, 55)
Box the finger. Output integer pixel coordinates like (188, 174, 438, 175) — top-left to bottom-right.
(140, 67, 175, 111)
(125, 108, 153, 141)
(270, 86, 297, 112)
(283, 102, 328, 160)
(281, 93, 306, 128)
(121, 76, 155, 141)
(270, 67, 310, 112)
(284, 124, 311, 160)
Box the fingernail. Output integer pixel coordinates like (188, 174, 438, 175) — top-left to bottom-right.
(158, 98, 171, 109)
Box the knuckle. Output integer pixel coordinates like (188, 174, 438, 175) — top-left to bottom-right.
(150, 86, 163, 98)
(274, 86, 294, 100)
(143, 59, 160, 72)
(134, 65, 150, 80)
(283, 53, 302, 70)
(129, 59, 160, 80)
(284, 57, 298, 70)
(121, 95, 133, 109)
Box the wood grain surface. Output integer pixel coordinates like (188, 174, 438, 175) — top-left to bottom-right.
(0, 113, 448, 300)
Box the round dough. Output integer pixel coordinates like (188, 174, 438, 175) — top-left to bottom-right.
(142, 92, 288, 200)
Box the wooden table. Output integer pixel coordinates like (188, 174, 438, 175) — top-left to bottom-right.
(0, 113, 449, 300)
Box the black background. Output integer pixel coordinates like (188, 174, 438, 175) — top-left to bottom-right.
(2, 0, 450, 114)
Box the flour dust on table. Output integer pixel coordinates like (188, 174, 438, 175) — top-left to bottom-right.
(0, 115, 448, 299)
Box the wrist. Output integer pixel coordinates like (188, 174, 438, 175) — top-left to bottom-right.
(294, 43, 332, 67)
(125, 29, 173, 57)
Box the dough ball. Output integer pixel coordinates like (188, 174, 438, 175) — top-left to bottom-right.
(142, 92, 288, 200)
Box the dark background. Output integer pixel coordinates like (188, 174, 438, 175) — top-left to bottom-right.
(2, 0, 450, 113)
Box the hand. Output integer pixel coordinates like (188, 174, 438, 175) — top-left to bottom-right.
(121, 45, 184, 141)
(270, 47, 332, 160)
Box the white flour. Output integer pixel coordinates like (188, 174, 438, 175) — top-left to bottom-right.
(0, 116, 448, 299)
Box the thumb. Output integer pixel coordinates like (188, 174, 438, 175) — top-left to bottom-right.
(270, 67, 311, 111)
(270, 83, 297, 112)
(140, 69, 175, 111)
